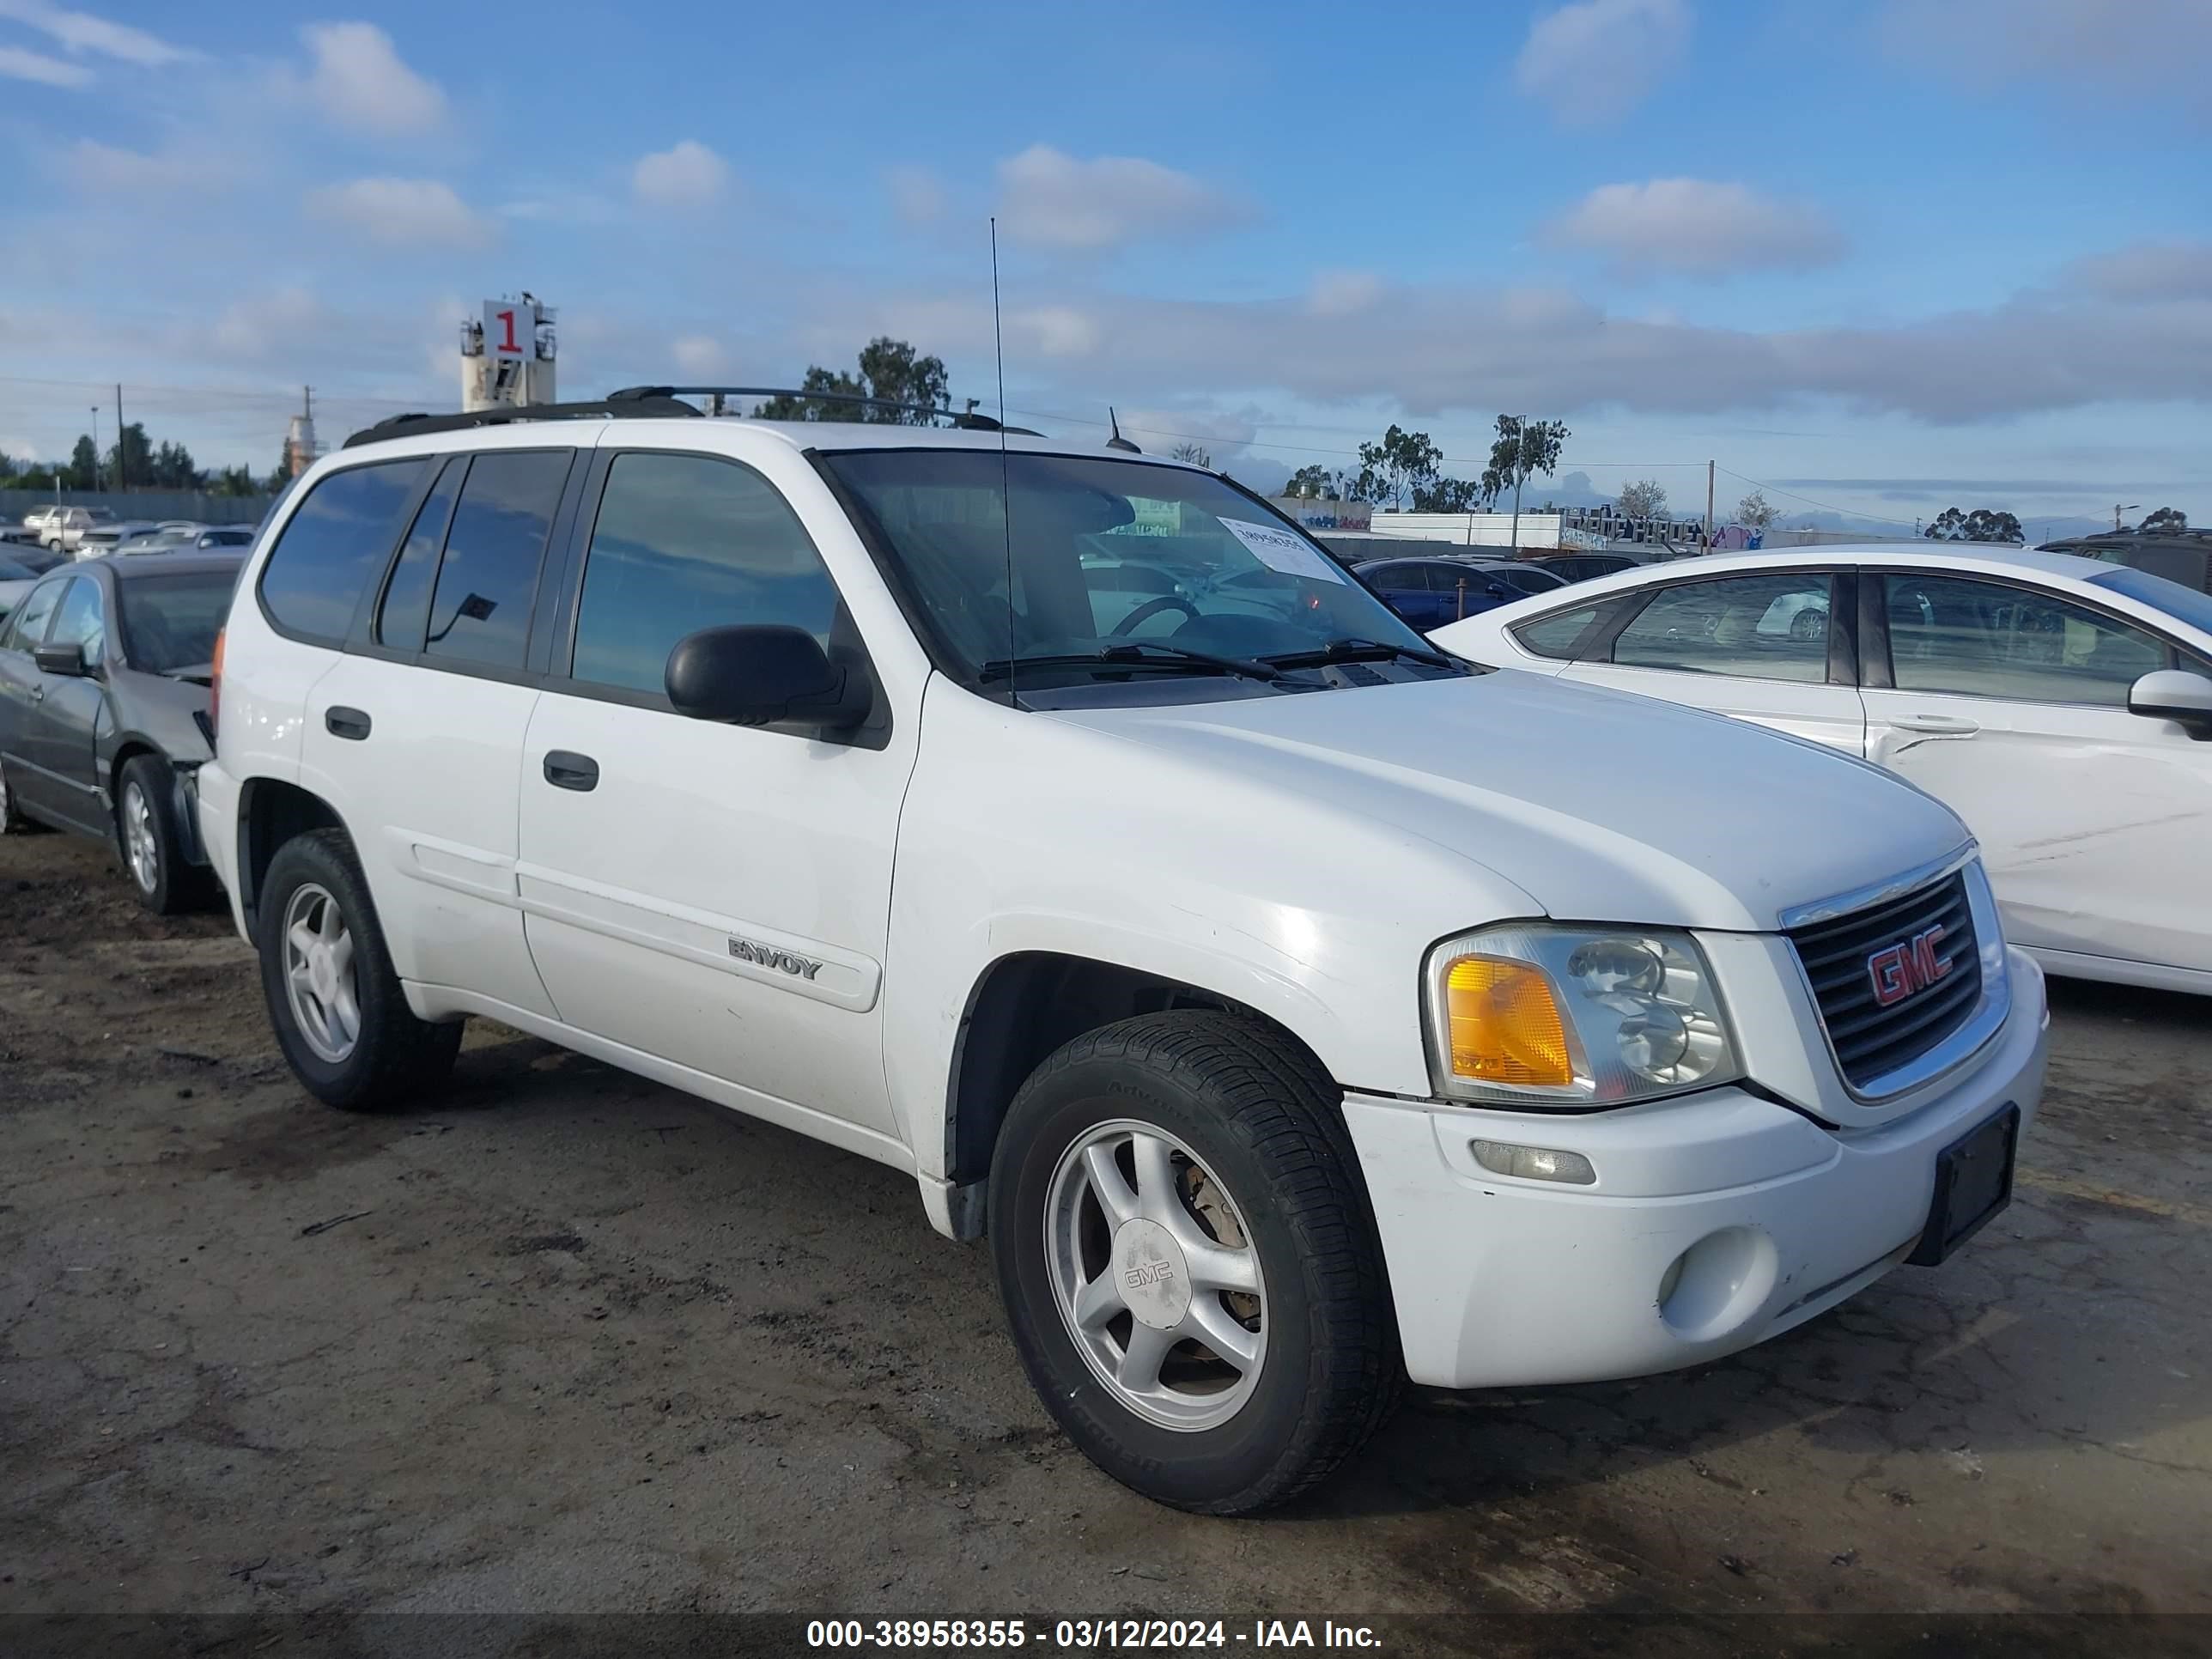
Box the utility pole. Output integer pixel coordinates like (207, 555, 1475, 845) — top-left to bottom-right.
(90, 405, 100, 491)
(1705, 459, 1715, 545)
(115, 384, 125, 490)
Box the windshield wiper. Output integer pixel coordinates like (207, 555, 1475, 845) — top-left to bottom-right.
(1261, 636, 1457, 671)
(977, 641, 1280, 684)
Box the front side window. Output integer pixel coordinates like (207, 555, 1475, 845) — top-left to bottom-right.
(1612, 574, 1832, 684)
(116, 571, 241, 674)
(258, 459, 428, 641)
(820, 449, 1441, 690)
(47, 577, 106, 669)
(1884, 574, 2166, 706)
(571, 451, 841, 696)
(423, 449, 572, 672)
(3, 576, 67, 651)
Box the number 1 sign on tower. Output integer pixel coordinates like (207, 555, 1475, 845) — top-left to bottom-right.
(484, 301, 526, 360)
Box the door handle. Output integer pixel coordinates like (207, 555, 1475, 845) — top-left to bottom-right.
(1893, 714, 1978, 735)
(543, 750, 599, 792)
(325, 706, 372, 741)
(28, 685, 42, 703)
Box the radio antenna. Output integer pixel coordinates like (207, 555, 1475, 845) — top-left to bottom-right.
(991, 216, 1016, 701)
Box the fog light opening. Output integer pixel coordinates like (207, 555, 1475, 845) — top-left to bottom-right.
(1656, 1226, 1779, 1341)
(1469, 1139, 1596, 1186)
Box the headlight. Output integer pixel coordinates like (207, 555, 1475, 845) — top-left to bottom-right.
(1423, 923, 1741, 1107)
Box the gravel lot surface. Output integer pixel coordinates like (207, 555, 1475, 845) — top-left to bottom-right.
(2, 829, 2206, 1652)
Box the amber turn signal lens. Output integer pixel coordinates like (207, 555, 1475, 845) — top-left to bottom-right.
(1446, 957, 1574, 1086)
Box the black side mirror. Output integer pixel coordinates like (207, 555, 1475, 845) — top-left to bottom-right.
(2127, 669, 2212, 739)
(33, 641, 86, 678)
(665, 624, 871, 729)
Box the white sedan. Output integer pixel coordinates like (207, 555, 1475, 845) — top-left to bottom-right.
(1433, 544, 2212, 994)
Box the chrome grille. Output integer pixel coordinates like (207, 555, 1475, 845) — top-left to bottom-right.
(1788, 871, 1981, 1091)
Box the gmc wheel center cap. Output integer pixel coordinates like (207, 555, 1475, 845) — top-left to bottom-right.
(1113, 1218, 1192, 1330)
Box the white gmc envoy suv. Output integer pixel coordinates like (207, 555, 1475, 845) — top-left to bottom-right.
(196, 393, 2049, 1513)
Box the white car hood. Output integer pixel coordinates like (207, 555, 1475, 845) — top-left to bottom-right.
(1052, 670, 1970, 934)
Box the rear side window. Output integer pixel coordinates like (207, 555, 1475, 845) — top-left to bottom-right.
(424, 449, 572, 672)
(1513, 602, 1611, 659)
(258, 459, 428, 642)
(568, 451, 840, 695)
(1612, 574, 1834, 684)
(375, 458, 464, 651)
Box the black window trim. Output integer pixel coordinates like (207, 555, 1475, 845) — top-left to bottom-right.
(257, 453, 440, 652)
(540, 442, 892, 751)
(1583, 567, 1856, 688)
(364, 453, 467, 653)
(1858, 565, 2194, 710)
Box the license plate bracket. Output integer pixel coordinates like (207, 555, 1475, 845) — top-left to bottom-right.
(1907, 1103, 2020, 1267)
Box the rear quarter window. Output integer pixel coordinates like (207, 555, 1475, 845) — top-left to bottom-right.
(257, 459, 428, 643)
(1512, 600, 1620, 659)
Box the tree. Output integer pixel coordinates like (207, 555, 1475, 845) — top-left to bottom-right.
(1479, 415, 1571, 550)
(1413, 476, 1488, 512)
(1352, 424, 1443, 510)
(1168, 441, 1213, 468)
(1924, 506, 2025, 544)
(1281, 465, 1341, 501)
(211, 465, 259, 497)
(104, 422, 151, 490)
(69, 434, 100, 491)
(147, 439, 204, 490)
(2140, 507, 2189, 533)
(1616, 478, 1668, 520)
(1735, 489, 1778, 530)
(754, 336, 951, 423)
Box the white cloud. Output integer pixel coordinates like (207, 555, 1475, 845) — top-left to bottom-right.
(633, 140, 729, 210)
(1308, 270, 1383, 316)
(1516, 0, 1690, 122)
(307, 177, 486, 248)
(209, 287, 331, 361)
(289, 21, 446, 137)
(886, 163, 947, 227)
(1881, 0, 2212, 98)
(1542, 179, 1846, 277)
(2066, 241, 2212, 302)
(0, 0, 192, 66)
(671, 334, 728, 377)
(62, 138, 197, 193)
(0, 42, 87, 83)
(995, 144, 1247, 251)
(1012, 304, 1103, 357)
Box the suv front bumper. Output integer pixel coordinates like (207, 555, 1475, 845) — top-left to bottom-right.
(1345, 948, 2048, 1391)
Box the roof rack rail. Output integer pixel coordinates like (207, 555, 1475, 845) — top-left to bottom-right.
(343, 395, 699, 449)
(606, 385, 1041, 435)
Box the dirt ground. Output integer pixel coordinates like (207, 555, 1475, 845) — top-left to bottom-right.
(2, 829, 2207, 1651)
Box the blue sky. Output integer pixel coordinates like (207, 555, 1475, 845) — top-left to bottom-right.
(1, 0, 2206, 534)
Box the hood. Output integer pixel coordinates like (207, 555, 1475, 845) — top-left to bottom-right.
(1050, 671, 1970, 933)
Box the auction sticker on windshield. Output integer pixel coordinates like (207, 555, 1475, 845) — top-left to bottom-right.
(1219, 518, 1346, 583)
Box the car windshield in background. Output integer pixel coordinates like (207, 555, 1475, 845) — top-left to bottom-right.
(820, 449, 1446, 689)
(0, 556, 41, 580)
(2091, 564, 2212, 637)
(115, 569, 240, 674)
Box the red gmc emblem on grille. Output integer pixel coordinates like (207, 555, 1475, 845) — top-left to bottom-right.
(1867, 925, 1954, 1006)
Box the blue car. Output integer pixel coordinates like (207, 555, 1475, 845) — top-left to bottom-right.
(1352, 558, 1568, 631)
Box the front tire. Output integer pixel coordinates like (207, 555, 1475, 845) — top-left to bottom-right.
(0, 759, 32, 834)
(989, 1012, 1401, 1514)
(257, 828, 462, 1111)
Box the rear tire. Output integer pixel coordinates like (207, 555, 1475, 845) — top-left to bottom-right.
(257, 828, 462, 1112)
(988, 1011, 1401, 1514)
(116, 754, 208, 915)
(0, 760, 32, 834)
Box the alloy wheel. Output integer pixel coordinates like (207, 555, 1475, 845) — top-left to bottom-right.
(282, 882, 361, 1064)
(1043, 1119, 1267, 1432)
(121, 781, 159, 893)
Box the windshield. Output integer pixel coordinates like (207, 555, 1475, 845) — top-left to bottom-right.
(2091, 564, 2212, 637)
(116, 569, 239, 673)
(820, 449, 1443, 687)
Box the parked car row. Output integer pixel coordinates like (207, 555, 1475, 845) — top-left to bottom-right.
(132, 400, 2047, 1516)
(0, 551, 243, 911)
(1434, 545, 2212, 994)
(17, 506, 258, 559)
(1346, 550, 1640, 629)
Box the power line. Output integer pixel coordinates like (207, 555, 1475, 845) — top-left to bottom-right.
(1714, 465, 1921, 529)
